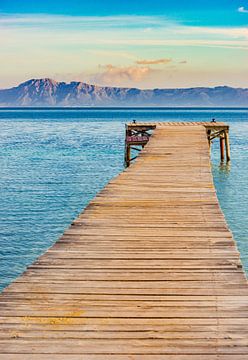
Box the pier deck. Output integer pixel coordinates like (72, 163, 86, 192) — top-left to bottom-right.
(0, 123, 248, 359)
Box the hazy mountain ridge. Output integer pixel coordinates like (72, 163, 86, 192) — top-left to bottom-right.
(0, 78, 248, 106)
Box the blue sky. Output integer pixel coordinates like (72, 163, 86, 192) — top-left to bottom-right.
(1, 0, 248, 25)
(0, 0, 248, 88)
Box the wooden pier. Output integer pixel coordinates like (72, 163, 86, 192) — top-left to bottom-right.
(0, 122, 248, 359)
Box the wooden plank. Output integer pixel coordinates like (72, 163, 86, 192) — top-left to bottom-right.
(0, 356, 247, 360)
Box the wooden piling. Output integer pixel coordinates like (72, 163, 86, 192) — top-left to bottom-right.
(220, 135, 225, 161)
(225, 129, 231, 162)
(125, 144, 131, 167)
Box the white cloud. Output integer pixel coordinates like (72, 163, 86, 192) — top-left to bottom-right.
(1, 13, 247, 39)
(173, 26, 248, 39)
(136, 58, 172, 65)
(0, 13, 164, 28)
(0, 13, 247, 48)
(91, 64, 154, 86)
(102, 39, 248, 50)
(0, 26, 247, 53)
(238, 6, 248, 13)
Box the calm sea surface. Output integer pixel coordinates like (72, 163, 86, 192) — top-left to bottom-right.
(0, 108, 248, 290)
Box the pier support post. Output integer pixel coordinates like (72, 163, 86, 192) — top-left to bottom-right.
(125, 144, 131, 167)
(225, 130, 231, 162)
(220, 135, 225, 162)
(207, 130, 211, 148)
(125, 127, 132, 167)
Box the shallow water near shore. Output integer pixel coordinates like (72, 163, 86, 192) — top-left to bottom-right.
(0, 108, 247, 290)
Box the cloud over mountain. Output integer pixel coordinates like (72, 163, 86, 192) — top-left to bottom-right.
(92, 64, 153, 85)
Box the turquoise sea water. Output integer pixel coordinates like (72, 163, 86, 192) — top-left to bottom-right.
(0, 108, 247, 290)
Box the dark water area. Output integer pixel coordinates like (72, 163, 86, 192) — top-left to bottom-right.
(0, 108, 247, 290)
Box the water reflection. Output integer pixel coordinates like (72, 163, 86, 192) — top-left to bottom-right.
(219, 161, 231, 174)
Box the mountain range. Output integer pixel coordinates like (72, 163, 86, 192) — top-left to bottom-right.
(0, 78, 248, 107)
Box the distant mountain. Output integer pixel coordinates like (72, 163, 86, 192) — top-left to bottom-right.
(0, 78, 248, 107)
